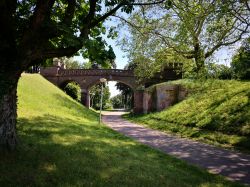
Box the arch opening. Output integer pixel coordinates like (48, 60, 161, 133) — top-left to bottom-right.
(109, 81, 134, 111)
(87, 80, 134, 111)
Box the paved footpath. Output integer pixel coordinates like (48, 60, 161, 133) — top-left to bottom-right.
(102, 111, 250, 185)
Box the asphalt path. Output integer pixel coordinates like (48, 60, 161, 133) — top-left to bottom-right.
(102, 111, 250, 185)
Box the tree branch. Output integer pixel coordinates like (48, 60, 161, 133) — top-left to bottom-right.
(245, 0, 250, 11)
(30, 0, 55, 30)
(80, 0, 98, 37)
(90, 3, 124, 28)
(152, 31, 195, 57)
(127, 0, 166, 6)
(90, 0, 167, 28)
(63, 0, 76, 26)
(205, 20, 249, 58)
(112, 15, 144, 35)
(41, 46, 80, 59)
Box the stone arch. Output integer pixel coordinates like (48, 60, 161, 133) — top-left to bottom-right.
(78, 75, 137, 90)
(87, 79, 135, 91)
(80, 77, 136, 109)
(40, 67, 145, 113)
(89, 79, 135, 109)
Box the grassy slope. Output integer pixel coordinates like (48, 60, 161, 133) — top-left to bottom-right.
(125, 79, 250, 151)
(0, 74, 242, 187)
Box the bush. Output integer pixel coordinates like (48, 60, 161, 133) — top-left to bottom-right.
(64, 82, 81, 101)
(206, 63, 233, 80)
(111, 94, 124, 109)
(231, 37, 250, 80)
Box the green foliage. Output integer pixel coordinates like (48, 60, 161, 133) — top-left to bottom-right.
(126, 79, 250, 151)
(111, 94, 124, 109)
(1, 74, 239, 186)
(231, 37, 250, 80)
(59, 57, 83, 69)
(82, 60, 93, 69)
(120, 0, 248, 77)
(12, 0, 143, 71)
(115, 82, 133, 109)
(90, 83, 111, 110)
(82, 37, 116, 69)
(42, 58, 54, 67)
(206, 63, 233, 80)
(64, 82, 81, 102)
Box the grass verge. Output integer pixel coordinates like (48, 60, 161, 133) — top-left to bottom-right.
(124, 79, 250, 152)
(0, 74, 243, 186)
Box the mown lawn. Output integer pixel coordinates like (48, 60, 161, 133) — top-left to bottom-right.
(124, 79, 250, 152)
(0, 74, 243, 186)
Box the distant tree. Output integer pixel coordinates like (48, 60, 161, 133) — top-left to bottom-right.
(59, 57, 83, 69)
(89, 83, 111, 110)
(111, 94, 124, 109)
(115, 82, 133, 109)
(231, 37, 250, 80)
(124, 61, 137, 70)
(82, 61, 92, 69)
(207, 63, 233, 80)
(82, 59, 117, 69)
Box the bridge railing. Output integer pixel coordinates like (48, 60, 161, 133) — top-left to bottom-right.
(58, 69, 134, 77)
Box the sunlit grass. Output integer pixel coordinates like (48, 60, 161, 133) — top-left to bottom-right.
(125, 79, 250, 151)
(0, 74, 242, 186)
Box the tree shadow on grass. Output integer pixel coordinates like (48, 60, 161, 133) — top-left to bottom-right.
(0, 114, 241, 187)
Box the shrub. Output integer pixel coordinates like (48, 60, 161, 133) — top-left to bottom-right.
(206, 63, 233, 80)
(231, 37, 250, 80)
(64, 82, 81, 101)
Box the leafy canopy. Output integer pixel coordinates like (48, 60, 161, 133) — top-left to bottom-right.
(118, 0, 249, 77)
(2, 0, 167, 70)
(231, 37, 250, 80)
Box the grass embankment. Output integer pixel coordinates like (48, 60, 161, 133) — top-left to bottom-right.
(125, 79, 250, 152)
(0, 74, 242, 186)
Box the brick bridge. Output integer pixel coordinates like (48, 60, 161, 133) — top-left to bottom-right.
(40, 64, 181, 113)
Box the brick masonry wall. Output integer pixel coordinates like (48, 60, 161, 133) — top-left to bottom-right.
(143, 84, 188, 113)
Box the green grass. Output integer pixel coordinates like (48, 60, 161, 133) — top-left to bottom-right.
(124, 79, 250, 152)
(0, 74, 243, 186)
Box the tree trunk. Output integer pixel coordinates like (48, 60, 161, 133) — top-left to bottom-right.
(0, 74, 20, 151)
(194, 49, 206, 76)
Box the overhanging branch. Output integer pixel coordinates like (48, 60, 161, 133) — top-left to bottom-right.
(90, 3, 124, 28)
(112, 15, 144, 35)
(41, 46, 80, 59)
(30, 0, 55, 30)
(127, 0, 166, 6)
(63, 0, 76, 26)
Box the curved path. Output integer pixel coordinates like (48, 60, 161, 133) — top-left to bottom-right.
(102, 111, 250, 185)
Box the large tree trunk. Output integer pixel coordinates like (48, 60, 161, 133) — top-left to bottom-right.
(0, 72, 20, 151)
(194, 48, 206, 76)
